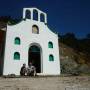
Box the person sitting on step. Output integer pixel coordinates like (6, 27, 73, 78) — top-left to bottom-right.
(20, 63, 27, 76)
(27, 62, 36, 76)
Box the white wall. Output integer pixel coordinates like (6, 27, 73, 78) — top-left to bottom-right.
(3, 19, 60, 75)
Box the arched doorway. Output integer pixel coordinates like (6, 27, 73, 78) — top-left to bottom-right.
(28, 44, 41, 73)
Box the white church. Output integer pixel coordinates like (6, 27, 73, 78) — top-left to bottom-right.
(0, 8, 60, 75)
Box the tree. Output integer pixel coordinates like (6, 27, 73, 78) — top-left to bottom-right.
(60, 33, 78, 49)
(86, 34, 90, 39)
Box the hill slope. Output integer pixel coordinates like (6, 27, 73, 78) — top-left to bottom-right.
(59, 42, 90, 74)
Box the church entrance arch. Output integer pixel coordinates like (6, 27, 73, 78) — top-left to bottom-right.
(28, 43, 42, 73)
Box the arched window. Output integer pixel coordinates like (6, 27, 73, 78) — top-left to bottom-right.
(40, 13, 45, 22)
(15, 37, 20, 45)
(49, 54, 54, 61)
(48, 42, 53, 48)
(32, 25, 39, 34)
(33, 9, 38, 21)
(14, 52, 20, 60)
(25, 10, 31, 19)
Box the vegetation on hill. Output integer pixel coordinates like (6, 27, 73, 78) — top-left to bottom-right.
(59, 33, 90, 75)
(0, 16, 21, 25)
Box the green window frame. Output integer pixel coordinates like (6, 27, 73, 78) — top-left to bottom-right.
(49, 54, 54, 61)
(48, 42, 53, 48)
(14, 52, 20, 60)
(15, 37, 20, 45)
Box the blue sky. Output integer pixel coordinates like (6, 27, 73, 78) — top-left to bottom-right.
(0, 0, 90, 38)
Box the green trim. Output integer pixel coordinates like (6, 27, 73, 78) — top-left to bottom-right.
(49, 55, 54, 61)
(15, 37, 20, 45)
(14, 52, 20, 60)
(30, 45, 40, 52)
(48, 42, 53, 48)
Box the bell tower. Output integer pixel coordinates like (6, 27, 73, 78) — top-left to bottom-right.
(23, 8, 47, 24)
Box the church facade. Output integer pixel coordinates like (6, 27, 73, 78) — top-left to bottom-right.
(3, 8, 60, 75)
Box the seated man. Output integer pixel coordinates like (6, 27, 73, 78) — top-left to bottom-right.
(27, 62, 36, 76)
(20, 63, 26, 76)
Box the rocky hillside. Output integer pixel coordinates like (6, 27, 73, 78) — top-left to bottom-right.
(59, 42, 90, 74)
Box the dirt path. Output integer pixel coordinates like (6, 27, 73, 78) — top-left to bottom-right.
(0, 76, 90, 90)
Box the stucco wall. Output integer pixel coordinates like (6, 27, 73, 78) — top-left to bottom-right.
(3, 19, 60, 75)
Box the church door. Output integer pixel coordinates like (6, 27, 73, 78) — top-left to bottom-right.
(28, 45, 41, 73)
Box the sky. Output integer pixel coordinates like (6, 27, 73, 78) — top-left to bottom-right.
(0, 0, 90, 38)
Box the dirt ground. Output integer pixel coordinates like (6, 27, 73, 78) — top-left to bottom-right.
(0, 76, 90, 90)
